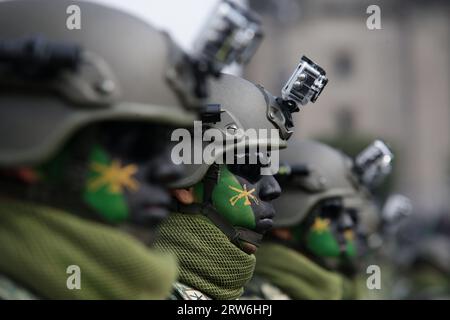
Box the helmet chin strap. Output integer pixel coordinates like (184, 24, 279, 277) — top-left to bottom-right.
(174, 164, 263, 249)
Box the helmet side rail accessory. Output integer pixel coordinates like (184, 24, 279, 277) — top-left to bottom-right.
(0, 35, 120, 106)
(276, 163, 327, 193)
(200, 103, 222, 124)
(0, 35, 81, 77)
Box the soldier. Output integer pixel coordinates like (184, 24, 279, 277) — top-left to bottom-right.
(389, 212, 450, 299)
(243, 140, 367, 300)
(0, 0, 204, 299)
(155, 54, 328, 299)
(154, 74, 289, 300)
(338, 140, 398, 299)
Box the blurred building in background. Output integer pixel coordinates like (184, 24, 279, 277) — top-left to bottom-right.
(246, 0, 450, 215)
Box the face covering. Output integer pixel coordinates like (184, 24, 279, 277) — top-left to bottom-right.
(254, 242, 343, 299)
(155, 213, 256, 300)
(195, 165, 258, 229)
(0, 197, 177, 299)
(293, 199, 357, 259)
(31, 123, 180, 231)
(194, 163, 279, 233)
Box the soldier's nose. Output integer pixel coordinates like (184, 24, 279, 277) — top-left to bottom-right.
(258, 176, 281, 201)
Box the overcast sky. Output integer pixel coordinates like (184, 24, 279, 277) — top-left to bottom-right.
(84, 0, 221, 53)
(83, 0, 245, 74)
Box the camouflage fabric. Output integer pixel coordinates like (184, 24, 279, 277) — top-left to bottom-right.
(341, 276, 362, 300)
(0, 197, 177, 299)
(248, 242, 343, 300)
(155, 213, 256, 300)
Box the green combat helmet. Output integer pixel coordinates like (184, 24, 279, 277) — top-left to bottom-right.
(273, 140, 364, 230)
(170, 53, 329, 188)
(0, 0, 205, 167)
(243, 140, 365, 300)
(0, 0, 213, 300)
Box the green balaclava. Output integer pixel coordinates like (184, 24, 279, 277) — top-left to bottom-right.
(155, 213, 256, 300)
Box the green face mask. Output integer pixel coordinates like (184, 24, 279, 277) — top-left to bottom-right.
(194, 165, 257, 230)
(293, 199, 357, 259)
(304, 217, 356, 258)
(193, 162, 279, 234)
(82, 144, 133, 222)
(37, 143, 135, 223)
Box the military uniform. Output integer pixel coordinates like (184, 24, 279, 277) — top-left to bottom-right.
(243, 140, 367, 300)
(242, 242, 344, 300)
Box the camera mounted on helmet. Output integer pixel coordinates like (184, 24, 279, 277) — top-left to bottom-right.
(193, 0, 263, 74)
(189, 0, 263, 99)
(263, 56, 328, 140)
(354, 140, 394, 189)
(282, 55, 328, 107)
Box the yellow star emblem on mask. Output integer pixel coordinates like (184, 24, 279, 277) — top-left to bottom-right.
(344, 229, 355, 241)
(88, 160, 139, 194)
(228, 184, 259, 206)
(311, 217, 330, 233)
